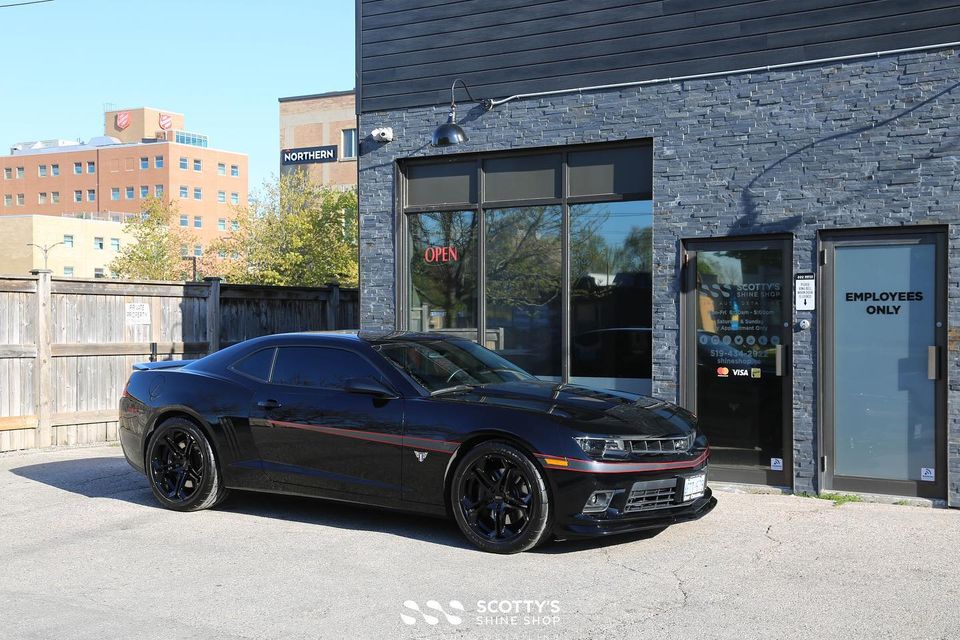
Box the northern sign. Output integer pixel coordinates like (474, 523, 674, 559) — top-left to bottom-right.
(281, 145, 338, 165)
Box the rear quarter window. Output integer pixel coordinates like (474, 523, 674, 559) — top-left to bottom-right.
(230, 347, 276, 381)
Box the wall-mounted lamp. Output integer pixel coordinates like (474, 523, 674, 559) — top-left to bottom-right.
(431, 78, 492, 147)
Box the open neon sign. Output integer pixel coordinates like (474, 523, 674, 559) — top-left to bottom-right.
(423, 246, 459, 263)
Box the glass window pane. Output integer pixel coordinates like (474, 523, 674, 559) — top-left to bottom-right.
(483, 154, 560, 202)
(568, 145, 652, 198)
(271, 346, 381, 388)
(570, 201, 653, 393)
(833, 243, 936, 481)
(485, 206, 562, 377)
(406, 161, 476, 207)
(407, 211, 478, 334)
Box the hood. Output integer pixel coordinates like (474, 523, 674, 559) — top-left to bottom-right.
(434, 380, 696, 438)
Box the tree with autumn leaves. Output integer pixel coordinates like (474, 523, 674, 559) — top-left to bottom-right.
(110, 172, 358, 286)
(211, 171, 358, 287)
(109, 197, 194, 281)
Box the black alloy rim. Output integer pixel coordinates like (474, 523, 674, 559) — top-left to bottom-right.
(459, 454, 534, 541)
(150, 429, 204, 502)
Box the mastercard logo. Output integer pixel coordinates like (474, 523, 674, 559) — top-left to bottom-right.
(716, 367, 729, 377)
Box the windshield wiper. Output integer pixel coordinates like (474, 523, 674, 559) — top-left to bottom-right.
(430, 384, 476, 396)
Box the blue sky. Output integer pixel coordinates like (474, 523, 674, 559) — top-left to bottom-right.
(0, 0, 355, 190)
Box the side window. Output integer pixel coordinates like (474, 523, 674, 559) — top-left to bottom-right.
(270, 346, 381, 389)
(231, 348, 275, 381)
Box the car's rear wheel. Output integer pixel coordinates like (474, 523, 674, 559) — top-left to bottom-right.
(146, 418, 227, 512)
(451, 441, 551, 554)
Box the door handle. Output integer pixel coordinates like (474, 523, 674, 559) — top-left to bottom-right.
(257, 399, 282, 409)
(928, 346, 939, 381)
(775, 345, 786, 377)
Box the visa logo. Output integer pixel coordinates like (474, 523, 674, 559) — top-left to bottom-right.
(732, 369, 749, 376)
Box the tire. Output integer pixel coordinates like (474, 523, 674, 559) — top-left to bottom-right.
(146, 418, 228, 512)
(450, 441, 551, 554)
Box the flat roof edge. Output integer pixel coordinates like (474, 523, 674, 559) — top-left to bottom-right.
(279, 89, 355, 103)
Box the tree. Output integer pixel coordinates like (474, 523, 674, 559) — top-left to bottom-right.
(211, 171, 358, 286)
(110, 198, 194, 281)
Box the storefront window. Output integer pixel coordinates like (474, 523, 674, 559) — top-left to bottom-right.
(401, 142, 653, 391)
(407, 211, 478, 334)
(485, 206, 563, 377)
(570, 200, 652, 392)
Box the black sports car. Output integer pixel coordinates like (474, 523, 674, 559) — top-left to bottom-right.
(119, 331, 715, 553)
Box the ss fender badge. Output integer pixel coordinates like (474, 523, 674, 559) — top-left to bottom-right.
(414, 451, 429, 462)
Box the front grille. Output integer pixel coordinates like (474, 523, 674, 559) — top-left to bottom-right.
(626, 433, 693, 454)
(623, 479, 678, 513)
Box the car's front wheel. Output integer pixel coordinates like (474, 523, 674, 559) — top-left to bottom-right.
(146, 418, 227, 512)
(451, 441, 551, 554)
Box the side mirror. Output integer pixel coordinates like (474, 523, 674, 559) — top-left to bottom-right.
(344, 377, 398, 399)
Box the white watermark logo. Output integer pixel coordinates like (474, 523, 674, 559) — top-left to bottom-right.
(400, 600, 465, 626)
(400, 599, 561, 628)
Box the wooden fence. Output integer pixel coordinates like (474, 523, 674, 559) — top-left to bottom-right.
(0, 271, 358, 452)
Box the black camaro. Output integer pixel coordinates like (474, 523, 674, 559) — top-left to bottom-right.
(119, 331, 715, 553)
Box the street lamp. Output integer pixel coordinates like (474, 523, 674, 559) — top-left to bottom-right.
(27, 241, 64, 270)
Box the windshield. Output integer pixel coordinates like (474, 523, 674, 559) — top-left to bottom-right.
(373, 339, 535, 393)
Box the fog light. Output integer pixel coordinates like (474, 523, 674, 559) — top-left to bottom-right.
(582, 490, 616, 514)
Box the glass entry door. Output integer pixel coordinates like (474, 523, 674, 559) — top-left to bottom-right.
(683, 237, 792, 486)
(821, 231, 946, 499)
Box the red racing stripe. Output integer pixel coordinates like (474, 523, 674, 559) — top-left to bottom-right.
(535, 449, 710, 473)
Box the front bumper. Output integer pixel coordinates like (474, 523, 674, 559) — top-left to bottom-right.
(546, 457, 716, 539)
(559, 489, 716, 538)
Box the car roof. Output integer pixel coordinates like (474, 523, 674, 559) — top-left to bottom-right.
(226, 330, 472, 347)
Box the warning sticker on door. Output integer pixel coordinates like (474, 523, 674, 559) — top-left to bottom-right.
(920, 468, 935, 482)
(770, 458, 784, 471)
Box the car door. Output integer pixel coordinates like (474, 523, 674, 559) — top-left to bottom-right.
(248, 344, 404, 501)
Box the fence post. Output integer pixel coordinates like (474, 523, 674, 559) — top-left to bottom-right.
(325, 282, 341, 329)
(31, 269, 52, 448)
(205, 277, 221, 354)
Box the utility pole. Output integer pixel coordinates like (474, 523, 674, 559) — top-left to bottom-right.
(27, 241, 64, 270)
(182, 256, 198, 281)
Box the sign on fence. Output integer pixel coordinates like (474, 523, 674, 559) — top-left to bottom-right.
(125, 303, 151, 326)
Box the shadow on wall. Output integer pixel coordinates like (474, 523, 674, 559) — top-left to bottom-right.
(736, 77, 960, 233)
(9, 454, 667, 554)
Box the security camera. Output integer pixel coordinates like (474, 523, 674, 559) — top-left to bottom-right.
(371, 127, 394, 143)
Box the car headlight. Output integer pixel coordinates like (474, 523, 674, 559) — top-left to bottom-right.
(574, 437, 629, 460)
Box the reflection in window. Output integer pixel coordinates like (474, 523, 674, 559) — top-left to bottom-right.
(407, 211, 477, 334)
(570, 201, 653, 391)
(485, 206, 562, 377)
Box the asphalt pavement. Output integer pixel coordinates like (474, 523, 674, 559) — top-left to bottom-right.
(1, 445, 957, 640)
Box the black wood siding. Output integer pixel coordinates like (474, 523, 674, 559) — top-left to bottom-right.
(358, 0, 960, 112)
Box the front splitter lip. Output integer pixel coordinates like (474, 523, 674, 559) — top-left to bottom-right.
(556, 488, 717, 539)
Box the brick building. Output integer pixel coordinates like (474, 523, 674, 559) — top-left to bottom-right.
(0, 108, 248, 253)
(356, 1, 960, 506)
(278, 90, 357, 189)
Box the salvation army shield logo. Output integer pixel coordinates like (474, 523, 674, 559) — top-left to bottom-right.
(115, 111, 131, 130)
(158, 113, 172, 130)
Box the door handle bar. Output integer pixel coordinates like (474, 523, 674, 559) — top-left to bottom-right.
(928, 346, 939, 381)
(257, 399, 282, 409)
